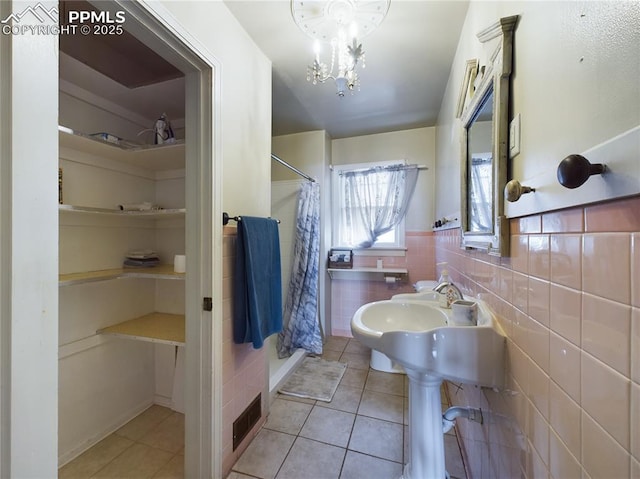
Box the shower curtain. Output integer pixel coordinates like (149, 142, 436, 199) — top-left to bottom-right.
(277, 181, 322, 358)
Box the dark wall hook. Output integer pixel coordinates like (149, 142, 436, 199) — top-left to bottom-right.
(557, 154, 607, 189)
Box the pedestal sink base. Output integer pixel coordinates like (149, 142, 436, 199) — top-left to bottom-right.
(399, 465, 450, 479)
(399, 371, 448, 479)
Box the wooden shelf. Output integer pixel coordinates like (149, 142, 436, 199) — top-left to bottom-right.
(59, 264, 185, 286)
(59, 126, 185, 171)
(98, 312, 185, 346)
(59, 204, 185, 218)
(327, 267, 409, 281)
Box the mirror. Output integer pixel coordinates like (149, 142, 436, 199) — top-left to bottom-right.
(467, 87, 494, 233)
(459, 15, 518, 257)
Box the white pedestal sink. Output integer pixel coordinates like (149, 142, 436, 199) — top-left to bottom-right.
(351, 298, 505, 479)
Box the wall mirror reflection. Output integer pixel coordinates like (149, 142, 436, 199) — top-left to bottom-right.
(459, 15, 518, 257)
(466, 87, 494, 233)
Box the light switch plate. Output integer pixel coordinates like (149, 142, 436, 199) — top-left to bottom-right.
(509, 114, 521, 158)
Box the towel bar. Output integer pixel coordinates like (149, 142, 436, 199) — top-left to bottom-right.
(222, 212, 280, 226)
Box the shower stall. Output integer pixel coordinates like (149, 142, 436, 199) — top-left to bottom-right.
(269, 154, 321, 396)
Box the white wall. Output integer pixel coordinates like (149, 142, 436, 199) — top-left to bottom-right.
(332, 127, 437, 232)
(436, 1, 640, 220)
(162, 2, 273, 219)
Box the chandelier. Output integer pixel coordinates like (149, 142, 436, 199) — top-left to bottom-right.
(291, 0, 390, 97)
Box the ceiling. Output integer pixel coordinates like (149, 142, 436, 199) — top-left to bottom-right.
(224, 0, 470, 139)
(59, 1, 469, 141)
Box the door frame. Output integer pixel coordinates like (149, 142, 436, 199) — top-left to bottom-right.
(0, 0, 223, 476)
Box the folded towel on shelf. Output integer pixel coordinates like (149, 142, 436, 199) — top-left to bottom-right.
(233, 216, 283, 349)
(123, 249, 160, 268)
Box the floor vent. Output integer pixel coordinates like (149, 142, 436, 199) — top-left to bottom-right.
(233, 393, 261, 451)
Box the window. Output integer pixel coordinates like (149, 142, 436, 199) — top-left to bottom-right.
(332, 160, 416, 250)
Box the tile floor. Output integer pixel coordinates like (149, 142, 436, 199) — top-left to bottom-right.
(59, 337, 467, 479)
(229, 337, 468, 479)
(58, 405, 184, 478)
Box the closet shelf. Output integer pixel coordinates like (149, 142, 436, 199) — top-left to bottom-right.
(97, 312, 185, 346)
(59, 204, 185, 218)
(59, 264, 185, 286)
(59, 126, 185, 171)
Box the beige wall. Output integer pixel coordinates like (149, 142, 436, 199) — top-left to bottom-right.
(272, 130, 328, 182)
(162, 1, 272, 219)
(434, 2, 640, 478)
(435, 1, 640, 220)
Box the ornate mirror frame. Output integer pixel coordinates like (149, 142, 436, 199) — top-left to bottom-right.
(459, 15, 518, 257)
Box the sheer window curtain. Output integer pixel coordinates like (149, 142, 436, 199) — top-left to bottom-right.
(469, 157, 493, 231)
(341, 164, 419, 248)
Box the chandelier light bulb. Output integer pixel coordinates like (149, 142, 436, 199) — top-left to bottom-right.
(349, 21, 358, 40)
(313, 40, 321, 62)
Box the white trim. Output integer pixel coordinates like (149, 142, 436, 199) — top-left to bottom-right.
(58, 335, 113, 360)
(0, 1, 11, 474)
(5, 2, 60, 474)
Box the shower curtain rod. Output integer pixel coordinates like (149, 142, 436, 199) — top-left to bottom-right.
(271, 154, 316, 182)
(336, 163, 428, 176)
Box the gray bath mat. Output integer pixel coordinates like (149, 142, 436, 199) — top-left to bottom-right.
(279, 357, 347, 402)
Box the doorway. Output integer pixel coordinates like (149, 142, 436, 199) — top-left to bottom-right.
(57, 1, 221, 477)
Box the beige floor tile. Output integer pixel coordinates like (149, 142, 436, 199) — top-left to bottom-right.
(226, 472, 256, 479)
(365, 370, 406, 397)
(324, 336, 349, 353)
(403, 425, 409, 464)
(232, 428, 295, 479)
(299, 406, 355, 448)
(275, 437, 345, 479)
(91, 443, 173, 478)
(348, 416, 403, 463)
(339, 352, 370, 370)
(445, 434, 466, 479)
(344, 339, 370, 355)
(340, 450, 403, 479)
(59, 434, 133, 478)
(265, 398, 313, 435)
(340, 368, 367, 390)
(320, 383, 363, 414)
(403, 397, 409, 426)
(321, 349, 343, 361)
(275, 393, 317, 406)
(151, 453, 184, 479)
(358, 389, 404, 424)
(139, 412, 185, 454)
(116, 405, 173, 441)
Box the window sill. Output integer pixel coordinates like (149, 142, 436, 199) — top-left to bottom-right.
(327, 267, 408, 281)
(348, 247, 407, 257)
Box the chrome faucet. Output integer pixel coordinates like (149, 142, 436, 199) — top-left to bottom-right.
(434, 280, 463, 307)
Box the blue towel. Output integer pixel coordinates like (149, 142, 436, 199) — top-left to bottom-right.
(233, 216, 283, 348)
